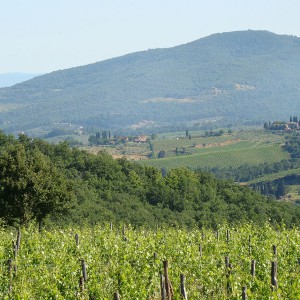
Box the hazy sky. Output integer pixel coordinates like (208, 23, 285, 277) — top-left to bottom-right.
(1, 0, 300, 74)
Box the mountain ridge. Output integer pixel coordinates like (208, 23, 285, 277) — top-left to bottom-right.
(1, 30, 300, 135)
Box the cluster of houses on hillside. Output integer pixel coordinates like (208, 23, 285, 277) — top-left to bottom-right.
(265, 117, 300, 132)
(89, 132, 149, 146)
(283, 122, 300, 131)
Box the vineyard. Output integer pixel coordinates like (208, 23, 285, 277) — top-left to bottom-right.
(1, 224, 300, 299)
(143, 144, 289, 171)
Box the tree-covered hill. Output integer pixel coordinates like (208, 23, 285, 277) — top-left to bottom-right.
(0, 131, 300, 228)
(1, 30, 300, 134)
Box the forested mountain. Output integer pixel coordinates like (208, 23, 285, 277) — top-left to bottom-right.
(1, 30, 300, 134)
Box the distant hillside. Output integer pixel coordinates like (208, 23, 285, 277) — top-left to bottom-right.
(0, 73, 41, 88)
(1, 30, 300, 135)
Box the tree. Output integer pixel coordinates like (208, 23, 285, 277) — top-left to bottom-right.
(150, 134, 158, 140)
(0, 144, 75, 226)
(275, 180, 286, 198)
(102, 131, 108, 139)
(218, 129, 225, 136)
(158, 150, 166, 158)
(149, 142, 154, 152)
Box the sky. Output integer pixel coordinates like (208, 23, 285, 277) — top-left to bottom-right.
(1, 0, 300, 74)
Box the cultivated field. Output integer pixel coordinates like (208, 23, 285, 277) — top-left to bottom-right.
(142, 129, 288, 170)
(143, 144, 288, 170)
(1, 224, 300, 299)
(82, 129, 289, 169)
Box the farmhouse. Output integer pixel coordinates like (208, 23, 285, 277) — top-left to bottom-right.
(133, 135, 148, 143)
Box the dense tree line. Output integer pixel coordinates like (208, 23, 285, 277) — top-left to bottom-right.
(88, 130, 112, 145)
(0, 131, 300, 228)
(198, 160, 294, 183)
(284, 132, 300, 159)
(251, 178, 292, 198)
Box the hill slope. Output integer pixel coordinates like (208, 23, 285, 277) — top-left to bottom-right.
(1, 30, 300, 134)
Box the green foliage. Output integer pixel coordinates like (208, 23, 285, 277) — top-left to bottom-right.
(0, 131, 299, 228)
(246, 167, 300, 185)
(2, 224, 300, 298)
(284, 132, 300, 159)
(205, 160, 293, 183)
(0, 137, 75, 226)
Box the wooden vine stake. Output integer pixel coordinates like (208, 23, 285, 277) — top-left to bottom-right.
(75, 234, 79, 247)
(7, 258, 12, 273)
(226, 229, 230, 244)
(163, 260, 173, 300)
(251, 260, 256, 277)
(14, 228, 21, 259)
(271, 261, 278, 291)
(38, 221, 43, 232)
(79, 276, 84, 296)
(242, 286, 247, 300)
(225, 257, 232, 296)
(248, 235, 252, 256)
(225, 256, 229, 269)
(160, 272, 166, 300)
(114, 292, 121, 300)
(180, 274, 188, 300)
(7, 259, 12, 294)
(16, 228, 21, 251)
(13, 242, 18, 259)
(122, 225, 127, 241)
(81, 259, 88, 282)
(199, 244, 202, 258)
